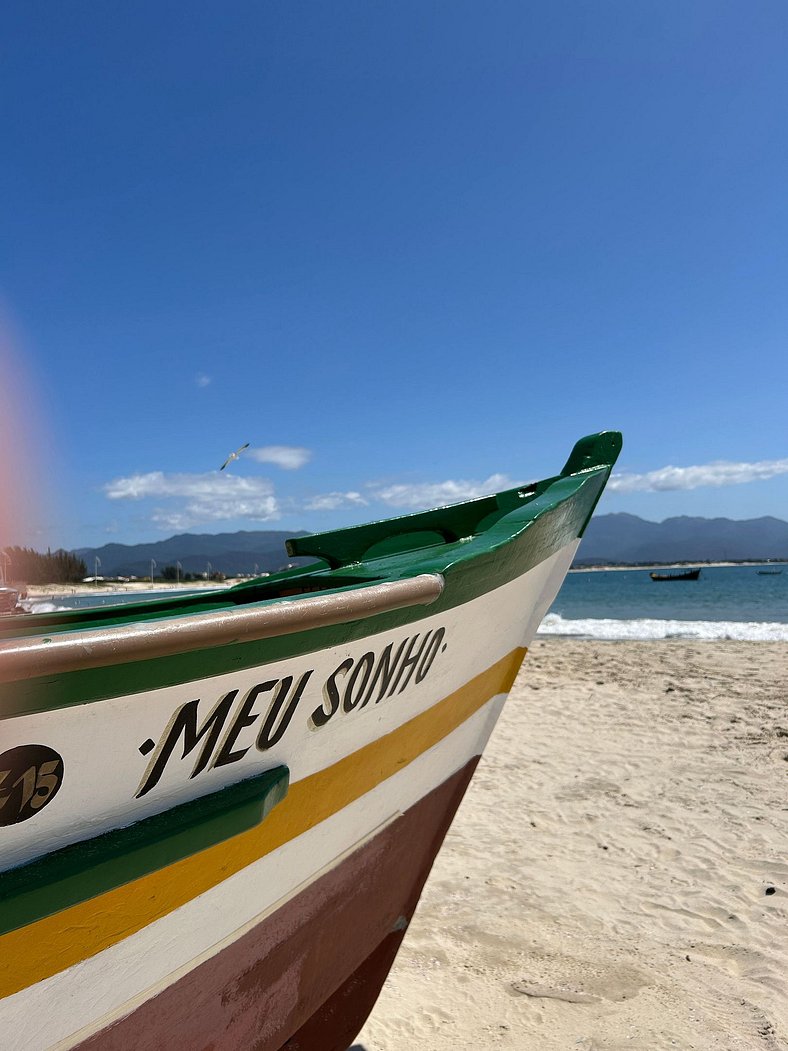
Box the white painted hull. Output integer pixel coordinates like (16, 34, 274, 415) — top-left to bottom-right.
(1, 542, 577, 1050)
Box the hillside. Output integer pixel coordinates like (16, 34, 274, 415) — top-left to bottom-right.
(577, 513, 788, 565)
(73, 514, 788, 577)
(76, 530, 311, 577)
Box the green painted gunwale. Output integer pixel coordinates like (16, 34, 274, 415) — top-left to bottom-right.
(0, 432, 621, 717)
(0, 765, 289, 937)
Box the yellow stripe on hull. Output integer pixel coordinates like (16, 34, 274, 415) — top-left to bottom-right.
(0, 647, 526, 999)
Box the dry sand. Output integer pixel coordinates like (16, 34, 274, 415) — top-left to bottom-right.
(359, 639, 788, 1051)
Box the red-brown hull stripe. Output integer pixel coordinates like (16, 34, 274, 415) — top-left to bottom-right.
(77, 758, 479, 1051)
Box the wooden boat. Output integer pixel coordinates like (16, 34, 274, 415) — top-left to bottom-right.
(649, 568, 701, 581)
(0, 431, 621, 1051)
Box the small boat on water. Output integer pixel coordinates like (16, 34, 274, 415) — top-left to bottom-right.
(650, 568, 701, 581)
(0, 431, 621, 1051)
(757, 569, 782, 575)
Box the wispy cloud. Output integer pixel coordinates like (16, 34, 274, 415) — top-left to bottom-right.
(195, 372, 212, 388)
(609, 458, 788, 493)
(247, 445, 312, 470)
(102, 456, 788, 534)
(104, 471, 278, 530)
(304, 491, 368, 512)
(370, 473, 515, 510)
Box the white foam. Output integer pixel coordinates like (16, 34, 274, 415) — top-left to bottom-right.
(537, 612, 788, 642)
(20, 600, 70, 614)
(16, 603, 788, 642)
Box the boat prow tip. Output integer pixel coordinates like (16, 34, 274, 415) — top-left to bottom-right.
(561, 431, 623, 477)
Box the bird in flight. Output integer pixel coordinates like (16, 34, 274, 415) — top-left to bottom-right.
(220, 442, 250, 470)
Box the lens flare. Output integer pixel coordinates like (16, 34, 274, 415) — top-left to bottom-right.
(0, 317, 44, 579)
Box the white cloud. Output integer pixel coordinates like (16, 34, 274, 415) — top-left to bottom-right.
(370, 473, 515, 510)
(247, 445, 312, 470)
(195, 372, 212, 388)
(304, 491, 368, 512)
(103, 471, 279, 530)
(609, 458, 788, 493)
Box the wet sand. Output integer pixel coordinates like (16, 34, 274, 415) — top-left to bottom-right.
(359, 639, 788, 1051)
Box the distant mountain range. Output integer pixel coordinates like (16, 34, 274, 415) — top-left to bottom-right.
(576, 513, 788, 565)
(74, 514, 788, 577)
(76, 530, 311, 578)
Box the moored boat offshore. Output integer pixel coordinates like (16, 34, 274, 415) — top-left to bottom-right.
(0, 431, 621, 1051)
(649, 567, 701, 581)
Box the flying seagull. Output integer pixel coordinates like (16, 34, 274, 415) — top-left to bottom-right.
(220, 442, 250, 471)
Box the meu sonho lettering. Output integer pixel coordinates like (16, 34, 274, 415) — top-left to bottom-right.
(135, 626, 446, 798)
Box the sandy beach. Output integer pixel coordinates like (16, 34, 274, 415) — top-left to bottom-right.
(358, 639, 788, 1051)
(23, 581, 233, 598)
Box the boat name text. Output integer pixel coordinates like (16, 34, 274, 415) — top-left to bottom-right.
(135, 626, 447, 798)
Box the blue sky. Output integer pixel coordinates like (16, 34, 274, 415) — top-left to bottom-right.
(2, 2, 787, 551)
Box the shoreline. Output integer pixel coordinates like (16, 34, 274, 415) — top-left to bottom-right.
(23, 580, 240, 599)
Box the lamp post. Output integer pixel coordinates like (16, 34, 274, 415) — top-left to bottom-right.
(0, 549, 8, 585)
(176, 561, 182, 586)
(94, 556, 101, 586)
(150, 559, 157, 585)
(206, 561, 212, 581)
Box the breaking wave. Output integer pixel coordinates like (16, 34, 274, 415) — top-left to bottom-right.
(537, 612, 788, 642)
(17, 603, 788, 642)
(20, 600, 71, 614)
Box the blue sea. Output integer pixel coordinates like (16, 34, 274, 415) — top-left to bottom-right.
(540, 565, 788, 641)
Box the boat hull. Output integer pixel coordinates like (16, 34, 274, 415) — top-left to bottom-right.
(74, 759, 478, 1051)
(0, 431, 622, 1050)
(1, 549, 569, 1050)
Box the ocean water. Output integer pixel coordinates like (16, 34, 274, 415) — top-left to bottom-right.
(540, 565, 788, 641)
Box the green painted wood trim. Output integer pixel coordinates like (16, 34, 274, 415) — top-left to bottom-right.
(560, 431, 623, 537)
(287, 431, 621, 565)
(560, 431, 623, 477)
(0, 765, 289, 937)
(0, 433, 621, 715)
(0, 472, 599, 716)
